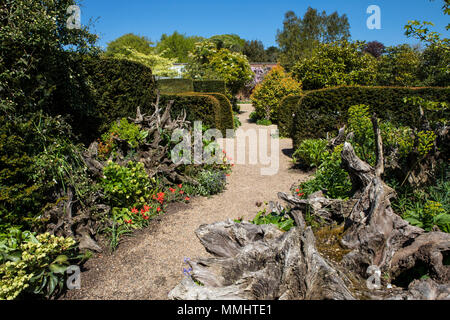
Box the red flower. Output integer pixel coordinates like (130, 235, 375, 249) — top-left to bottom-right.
(143, 215, 149, 220)
(178, 184, 183, 189)
(226, 174, 230, 177)
(131, 208, 138, 214)
(296, 189, 300, 193)
(298, 193, 305, 197)
(143, 205, 150, 212)
(169, 188, 176, 193)
(185, 197, 190, 201)
(179, 190, 184, 195)
(157, 207, 161, 212)
(141, 209, 145, 214)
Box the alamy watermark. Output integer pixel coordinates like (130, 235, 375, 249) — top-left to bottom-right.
(170, 122, 280, 176)
(367, 5, 381, 30)
(66, 5, 81, 30)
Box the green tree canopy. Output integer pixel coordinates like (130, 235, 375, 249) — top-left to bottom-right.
(185, 41, 253, 96)
(105, 33, 154, 56)
(276, 7, 351, 70)
(291, 41, 377, 90)
(376, 44, 422, 86)
(243, 40, 268, 62)
(209, 34, 246, 53)
(156, 31, 204, 63)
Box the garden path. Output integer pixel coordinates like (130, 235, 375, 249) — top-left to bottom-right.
(63, 104, 309, 300)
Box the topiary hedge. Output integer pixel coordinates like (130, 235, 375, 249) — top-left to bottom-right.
(157, 79, 194, 94)
(278, 95, 303, 137)
(199, 92, 234, 133)
(291, 86, 450, 148)
(160, 93, 234, 135)
(79, 56, 157, 142)
(193, 80, 226, 95)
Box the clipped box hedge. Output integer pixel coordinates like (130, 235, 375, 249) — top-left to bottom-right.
(193, 80, 226, 95)
(291, 86, 450, 148)
(157, 79, 194, 94)
(78, 56, 157, 142)
(278, 95, 303, 138)
(160, 92, 234, 135)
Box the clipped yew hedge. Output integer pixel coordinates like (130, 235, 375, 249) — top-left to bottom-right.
(193, 80, 226, 95)
(278, 95, 303, 137)
(157, 79, 194, 94)
(160, 93, 234, 135)
(81, 56, 157, 141)
(291, 86, 450, 148)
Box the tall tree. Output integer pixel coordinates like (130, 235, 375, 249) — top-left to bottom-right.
(265, 46, 281, 63)
(363, 41, 385, 58)
(156, 31, 203, 63)
(105, 33, 153, 56)
(276, 7, 351, 69)
(209, 34, 246, 53)
(243, 40, 267, 62)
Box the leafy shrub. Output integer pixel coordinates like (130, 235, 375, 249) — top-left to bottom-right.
(234, 114, 242, 129)
(292, 41, 378, 90)
(0, 114, 92, 231)
(249, 111, 259, 122)
(292, 139, 329, 168)
(299, 144, 352, 199)
(393, 165, 450, 233)
(0, 230, 81, 300)
(101, 161, 155, 208)
(192, 170, 227, 197)
(102, 118, 148, 150)
(250, 65, 302, 122)
(291, 86, 450, 147)
(256, 119, 273, 126)
(250, 208, 295, 232)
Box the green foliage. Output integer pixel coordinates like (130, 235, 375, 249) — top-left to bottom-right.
(290, 86, 450, 148)
(277, 95, 303, 138)
(156, 31, 204, 63)
(0, 114, 93, 231)
(393, 165, 450, 233)
(292, 139, 329, 168)
(108, 47, 178, 78)
(0, 230, 81, 300)
(299, 144, 352, 199)
(251, 65, 302, 122)
(185, 41, 254, 96)
(193, 80, 226, 94)
(276, 8, 351, 69)
(0, 0, 98, 116)
(102, 118, 148, 150)
(249, 112, 259, 122)
(251, 208, 295, 232)
(243, 40, 268, 62)
(157, 79, 195, 94)
(101, 161, 155, 208)
(234, 114, 242, 129)
(256, 119, 273, 126)
(81, 56, 157, 140)
(160, 93, 234, 135)
(190, 170, 227, 197)
(376, 45, 421, 86)
(209, 34, 246, 53)
(105, 33, 154, 56)
(291, 41, 378, 90)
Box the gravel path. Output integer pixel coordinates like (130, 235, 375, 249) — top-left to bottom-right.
(63, 104, 309, 300)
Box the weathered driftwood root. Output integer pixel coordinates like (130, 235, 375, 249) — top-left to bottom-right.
(169, 219, 355, 300)
(169, 115, 450, 300)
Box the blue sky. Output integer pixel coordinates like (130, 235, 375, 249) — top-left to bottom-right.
(80, 0, 449, 50)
